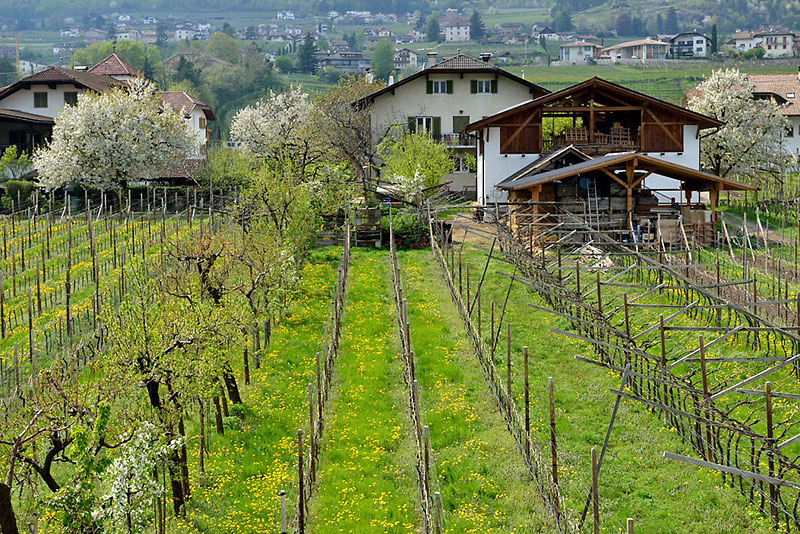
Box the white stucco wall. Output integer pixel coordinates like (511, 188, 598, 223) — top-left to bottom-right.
(0, 83, 84, 118)
(371, 73, 536, 142)
(477, 126, 538, 204)
(783, 116, 800, 161)
(186, 108, 208, 155)
(371, 71, 537, 192)
(477, 124, 703, 203)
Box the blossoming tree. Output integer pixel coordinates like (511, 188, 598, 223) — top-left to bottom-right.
(34, 79, 195, 191)
(687, 68, 792, 182)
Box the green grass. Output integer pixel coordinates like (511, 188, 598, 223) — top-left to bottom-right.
(399, 249, 555, 532)
(172, 247, 341, 533)
(457, 246, 775, 533)
(308, 249, 419, 532)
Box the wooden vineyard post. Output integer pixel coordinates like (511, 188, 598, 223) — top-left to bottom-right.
(524, 346, 530, 463)
(423, 425, 430, 496)
(477, 287, 482, 341)
(627, 518, 634, 534)
(549, 376, 560, 520)
(308, 384, 316, 484)
(27, 290, 34, 379)
(698, 336, 712, 461)
(592, 447, 600, 534)
(766, 381, 777, 526)
(316, 352, 323, 424)
(433, 491, 442, 534)
(575, 263, 582, 335)
(297, 429, 305, 534)
(506, 323, 512, 412)
(557, 246, 562, 282)
(596, 272, 602, 312)
(66, 219, 72, 346)
(35, 260, 41, 316)
(659, 315, 669, 425)
(490, 301, 495, 359)
(466, 261, 470, 308)
(279, 490, 287, 534)
(0, 268, 5, 339)
(458, 252, 462, 297)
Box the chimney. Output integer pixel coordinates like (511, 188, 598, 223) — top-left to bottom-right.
(426, 51, 437, 67)
(480, 52, 492, 63)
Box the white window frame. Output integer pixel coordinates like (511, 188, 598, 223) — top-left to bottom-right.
(416, 116, 433, 135)
(430, 80, 447, 94)
(474, 80, 492, 93)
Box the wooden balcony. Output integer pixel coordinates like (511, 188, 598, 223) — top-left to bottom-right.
(543, 125, 640, 155)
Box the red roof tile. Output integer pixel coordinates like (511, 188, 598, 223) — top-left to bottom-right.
(88, 53, 141, 77)
(158, 91, 215, 121)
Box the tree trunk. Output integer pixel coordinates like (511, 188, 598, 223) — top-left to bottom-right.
(0, 482, 19, 534)
(213, 396, 224, 435)
(222, 366, 242, 404)
(177, 418, 191, 499)
(168, 450, 185, 518)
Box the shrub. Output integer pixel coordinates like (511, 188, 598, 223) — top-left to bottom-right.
(222, 416, 242, 431)
(228, 403, 246, 420)
(4, 179, 34, 202)
(382, 209, 425, 248)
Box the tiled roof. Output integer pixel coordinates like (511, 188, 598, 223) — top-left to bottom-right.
(602, 39, 670, 51)
(88, 53, 141, 77)
(0, 67, 122, 100)
(748, 73, 800, 115)
(560, 41, 601, 48)
(158, 91, 215, 120)
(0, 109, 54, 124)
(733, 31, 755, 39)
(429, 53, 495, 70)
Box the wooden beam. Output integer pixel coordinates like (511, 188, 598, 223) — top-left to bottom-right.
(626, 161, 634, 212)
(710, 354, 800, 400)
(600, 168, 627, 188)
(631, 170, 653, 190)
(544, 106, 642, 112)
(645, 107, 682, 150)
(500, 110, 538, 153)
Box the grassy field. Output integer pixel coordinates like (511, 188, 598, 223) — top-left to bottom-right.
(172, 247, 341, 533)
(308, 250, 419, 532)
(399, 249, 554, 532)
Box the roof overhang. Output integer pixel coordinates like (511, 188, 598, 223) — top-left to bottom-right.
(497, 152, 755, 192)
(0, 109, 54, 125)
(466, 77, 724, 133)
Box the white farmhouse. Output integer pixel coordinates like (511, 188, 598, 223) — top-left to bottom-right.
(670, 32, 712, 58)
(756, 31, 795, 58)
(159, 92, 216, 156)
(358, 53, 548, 195)
(749, 72, 800, 159)
(465, 77, 723, 203)
(602, 39, 669, 62)
(732, 31, 762, 52)
(559, 41, 601, 63)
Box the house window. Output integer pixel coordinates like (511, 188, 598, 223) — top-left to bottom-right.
(64, 92, 78, 106)
(426, 80, 452, 94)
(787, 125, 795, 137)
(788, 93, 796, 98)
(451, 155, 471, 172)
(199, 117, 207, 129)
(471, 79, 497, 93)
(409, 116, 441, 138)
(452, 115, 470, 133)
(33, 92, 47, 108)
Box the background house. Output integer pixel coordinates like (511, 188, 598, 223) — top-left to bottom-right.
(359, 52, 548, 196)
(441, 14, 470, 42)
(749, 71, 800, 158)
(602, 39, 669, 61)
(559, 41, 601, 63)
(757, 31, 796, 57)
(670, 32, 712, 58)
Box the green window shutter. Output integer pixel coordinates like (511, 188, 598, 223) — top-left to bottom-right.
(491, 79, 498, 93)
(453, 115, 470, 133)
(432, 116, 441, 137)
(426, 80, 433, 94)
(446, 80, 453, 94)
(470, 80, 477, 93)
(407, 117, 416, 133)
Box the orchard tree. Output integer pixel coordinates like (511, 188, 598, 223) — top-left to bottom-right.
(377, 128, 453, 205)
(34, 79, 195, 191)
(687, 69, 792, 182)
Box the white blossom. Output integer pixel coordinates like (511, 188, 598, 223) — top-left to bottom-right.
(230, 86, 312, 156)
(96, 422, 181, 533)
(687, 68, 792, 180)
(34, 78, 195, 191)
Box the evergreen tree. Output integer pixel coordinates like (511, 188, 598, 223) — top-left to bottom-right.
(297, 32, 318, 74)
(346, 32, 357, 50)
(539, 34, 547, 51)
(426, 15, 440, 43)
(222, 22, 236, 37)
(656, 13, 664, 34)
(711, 24, 718, 54)
(371, 38, 394, 81)
(665, 7, 678, 34)
(470, 10, 485, 41)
